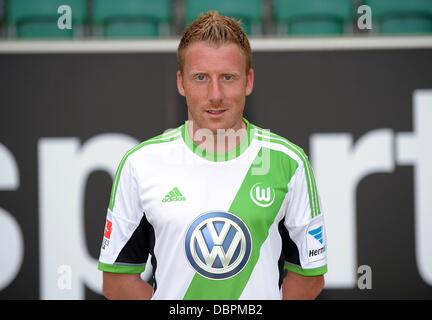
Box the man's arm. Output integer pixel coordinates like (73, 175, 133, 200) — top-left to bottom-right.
(282, 273, 324, 300)
(102, 272, 153, 300)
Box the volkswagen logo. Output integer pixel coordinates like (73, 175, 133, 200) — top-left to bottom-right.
(185, 211, 252, 280)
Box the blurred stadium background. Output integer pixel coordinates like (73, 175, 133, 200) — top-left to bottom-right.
(1, 0, 432, 38)
(0, 0, 431, 300)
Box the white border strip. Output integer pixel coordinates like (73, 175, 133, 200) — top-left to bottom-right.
(252, 36, 432, 51)
(0, 39, 178, 53)
(0, 36, 431, 54)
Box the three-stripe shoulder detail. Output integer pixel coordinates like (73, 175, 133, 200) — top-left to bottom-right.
(108, 128, 181, 211)
(254, 128, 321, 218)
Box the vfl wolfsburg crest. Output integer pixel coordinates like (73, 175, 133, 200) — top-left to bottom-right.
(185, 212, 252, 280)
(250, 182, 275, 207)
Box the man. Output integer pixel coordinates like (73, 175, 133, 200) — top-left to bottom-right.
(98, 11, 327, 300)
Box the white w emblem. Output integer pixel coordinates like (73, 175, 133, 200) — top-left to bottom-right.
(185, 212, 252, 279)
(255, 187, 272, 202)
(250, 182, 275, 207)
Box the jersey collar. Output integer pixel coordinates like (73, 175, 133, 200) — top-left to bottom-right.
(181, 117, 255, 162)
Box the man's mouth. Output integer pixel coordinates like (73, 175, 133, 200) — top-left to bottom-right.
(206, 109, 227, 115)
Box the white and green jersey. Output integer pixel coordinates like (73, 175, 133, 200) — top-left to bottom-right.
(98, 118, 327, 300)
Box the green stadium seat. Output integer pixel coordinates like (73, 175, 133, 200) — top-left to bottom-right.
(185, 0, 263, 35)
(273, 0, 353, 36)
(365, 0, 432, 35)
(6, 0, 87, 39)
(92, 0, 172, 38)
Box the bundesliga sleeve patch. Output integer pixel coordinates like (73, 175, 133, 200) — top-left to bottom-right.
(102, 211, 113, 250)
(306, 223, 326, 263)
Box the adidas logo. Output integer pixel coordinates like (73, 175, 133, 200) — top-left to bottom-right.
(162, 187, 186, 202)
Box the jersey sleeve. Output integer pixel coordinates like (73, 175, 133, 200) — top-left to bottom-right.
(98, 156, 153, 274)
(281, 156, 327, 277)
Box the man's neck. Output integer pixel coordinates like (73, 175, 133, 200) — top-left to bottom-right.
(188, 120, 247, 154)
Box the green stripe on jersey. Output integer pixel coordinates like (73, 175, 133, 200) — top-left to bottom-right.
(108, 129, 181, 211)
(284, 262, 327, 276)
(255, 129, 321, 218)
(183, 148, 299, 299)
(98, 262, 145, 274)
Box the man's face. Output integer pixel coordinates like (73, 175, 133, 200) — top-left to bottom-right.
(177, 41, 254, 133)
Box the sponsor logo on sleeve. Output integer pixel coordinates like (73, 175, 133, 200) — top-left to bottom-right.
(307, 224, 326, 263)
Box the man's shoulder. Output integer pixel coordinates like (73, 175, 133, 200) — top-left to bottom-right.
(122, 125, 183, 163)
(251, 123, 309, 163)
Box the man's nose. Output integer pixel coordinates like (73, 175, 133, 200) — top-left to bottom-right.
(208, 78, 223, 104)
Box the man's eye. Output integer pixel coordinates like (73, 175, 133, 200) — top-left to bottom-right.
(195, 74, 206, 81)
(224, 74, 234, 81)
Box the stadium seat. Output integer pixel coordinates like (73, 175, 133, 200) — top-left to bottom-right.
(365, 0, 432, 35)
(185, 0, 263, 35)
(6, 0, 87, 39)
(273, 0, 353, 36)
(92, 0, 172, 38)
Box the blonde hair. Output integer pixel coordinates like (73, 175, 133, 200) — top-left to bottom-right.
(177, 11, 252, 73)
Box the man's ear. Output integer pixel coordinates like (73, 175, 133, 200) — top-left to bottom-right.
(245, 68, 254, 96)
(177, 70, 185, 96)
